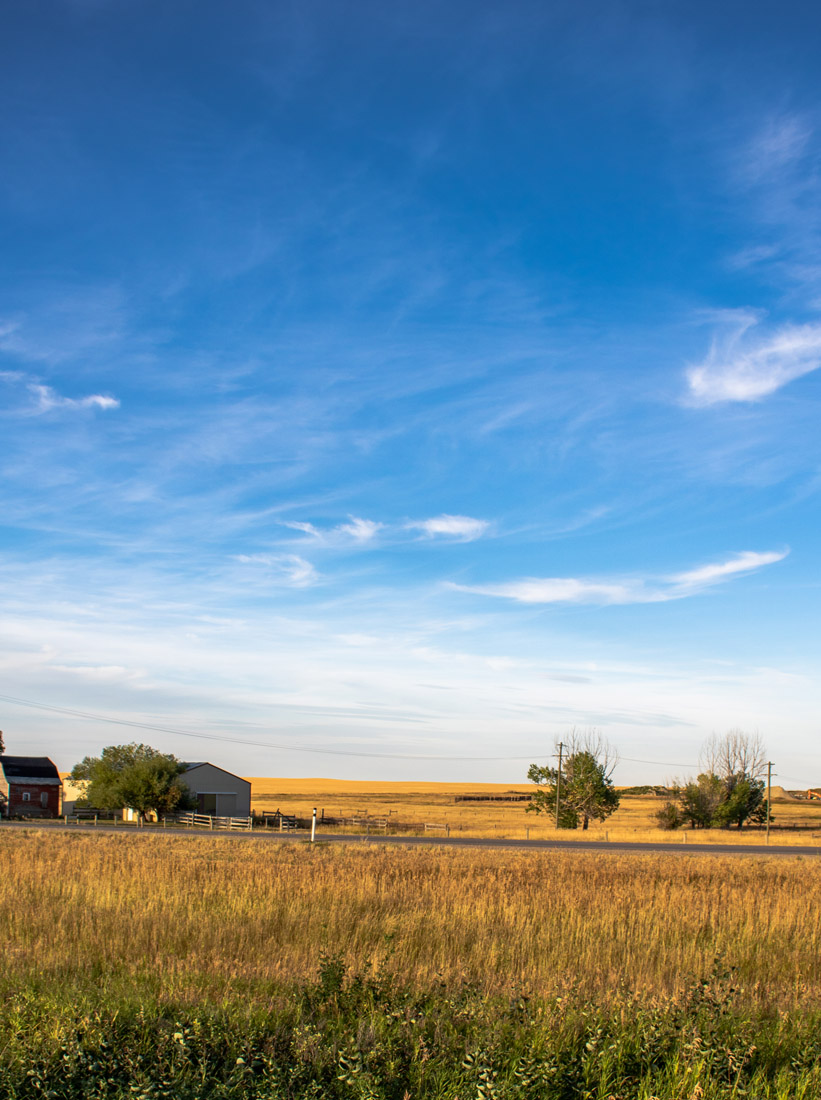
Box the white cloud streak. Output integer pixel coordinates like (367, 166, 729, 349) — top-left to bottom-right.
(282, 520, 321, 538)
(29, 384, 120, 412)
(668, 550, 787, 590)
(408, 514, 490, 541)
(234, 553, 318, 587)
(337, 516, 382, 542)
(685, 315, 821, 405)
(282, 514, 487, 546)
(740, 114, 813, 185)
(282, 515, 382, 545)
(451, 549, 788, 606)
(0, 370, 120, 414)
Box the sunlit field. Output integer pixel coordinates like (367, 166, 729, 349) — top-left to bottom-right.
(3, 828, 821, 1098)
(3, 828, 820, 1002)
(246, 776, 821, 845)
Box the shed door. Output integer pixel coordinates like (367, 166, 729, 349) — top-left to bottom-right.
(40, 792, 49, 808)
(198, 793, 217, 815)
(218, 793, 237, 817)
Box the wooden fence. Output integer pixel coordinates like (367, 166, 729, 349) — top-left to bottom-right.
(454, 795, 532, 802)
(258, 812, 298, 831)
(174, 812, 253, 831)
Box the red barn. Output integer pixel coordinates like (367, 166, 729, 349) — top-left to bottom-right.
(0, 756, 61, 818)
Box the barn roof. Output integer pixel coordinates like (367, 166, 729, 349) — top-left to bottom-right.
(0, 756, 61, 783)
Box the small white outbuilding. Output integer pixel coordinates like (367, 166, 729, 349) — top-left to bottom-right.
(182, 762, 251, 817)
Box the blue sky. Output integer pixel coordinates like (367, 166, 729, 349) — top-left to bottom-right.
(2, 0, 821, 782)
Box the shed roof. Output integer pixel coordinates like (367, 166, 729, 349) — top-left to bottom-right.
(0, 756, 61, 783)
(183, 761, 250, 785)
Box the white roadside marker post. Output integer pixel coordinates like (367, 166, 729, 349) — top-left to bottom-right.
(311, 806, 317, 844)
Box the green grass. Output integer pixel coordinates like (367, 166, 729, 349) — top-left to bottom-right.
(4, 957, 821, 1099)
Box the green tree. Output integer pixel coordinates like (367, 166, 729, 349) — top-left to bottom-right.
(70, 743, 194, 820)
(713, 775, 768, 829)
(0, 730, 4, 754)
(528, 731, 620, 830)
(654, 799, 682, 830)
(679, 772, 725, 829)
(655, 730, 771, 831)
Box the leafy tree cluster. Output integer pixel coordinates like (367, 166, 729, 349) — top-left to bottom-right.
(70, 743, 194, 821)
(655, 730, 770, 830)
(527, 729, 620, 830)
(656, 772, 768, 830)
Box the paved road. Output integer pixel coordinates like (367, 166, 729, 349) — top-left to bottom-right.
(4, 819, 820, 857)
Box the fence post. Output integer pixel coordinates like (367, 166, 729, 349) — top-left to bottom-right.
(311, 807, 317, 844)
(210, 815, 214, 831)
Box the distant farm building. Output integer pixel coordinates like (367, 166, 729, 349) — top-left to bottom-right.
(60, 775, 89, 816)
(0, 756, 61, 818)
(182, 762, 251, 817)
(120, 761, 254, 821)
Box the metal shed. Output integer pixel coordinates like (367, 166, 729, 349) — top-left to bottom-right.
(181, 762, 251, 817)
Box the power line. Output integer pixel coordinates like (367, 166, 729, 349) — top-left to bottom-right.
(0, 692, 556, 762)
(619, 754, 700, 769)
(1, 691, 763, 774)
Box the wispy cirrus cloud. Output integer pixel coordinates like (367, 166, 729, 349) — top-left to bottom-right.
(234, 553, 318, 587)
(408, 514, 490, 541)
(0, 371, 119, 414)
(726, 113, 820, 277)
(667, 550, 786, 590)
(281, 513, 489, 546)
(0, 287, 127, 366)
(450, 549, 788, 606)
(685, 313, 821, 405)
(282, 515, 382, 544)
(738, 113, 813, 186)
(337, 516, 382, 542)
(29, 384, 120, 412)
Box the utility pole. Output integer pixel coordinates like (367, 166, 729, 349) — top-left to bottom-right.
(555, 741, 564, 830)
(766, 762, 773, 845)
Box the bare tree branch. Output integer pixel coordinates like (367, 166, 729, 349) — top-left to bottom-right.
(699, 729, 767, 780)
(556, 727, 619, 780)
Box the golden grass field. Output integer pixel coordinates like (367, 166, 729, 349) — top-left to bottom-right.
(245, 777, 821, 845)
(3, 828, 821, 1011)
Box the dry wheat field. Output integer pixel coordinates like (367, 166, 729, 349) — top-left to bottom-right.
(4, 827, 821, 1098)
(3, 827, 820, 1004)
(246, 776, 821, 845)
